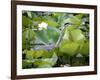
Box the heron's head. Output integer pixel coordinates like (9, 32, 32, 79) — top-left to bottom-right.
(64, 23, 74, 27)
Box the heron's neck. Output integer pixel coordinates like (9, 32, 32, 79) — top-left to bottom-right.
(55, 26, 66, 48)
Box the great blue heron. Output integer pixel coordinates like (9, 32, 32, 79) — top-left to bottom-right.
(33, 23, 73, 51)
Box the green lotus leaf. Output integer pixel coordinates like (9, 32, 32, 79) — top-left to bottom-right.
(69, 29, 85, 42)
(63, 16, 81, 26)
(79, 41, 89, 56)
(33, 53, 58, 68)
(25, 50, 35, 60)
(22, 60, 33, 68)
(22, 16, 33, 27)
(22, 29, 35, 49)
(60, 42, 80, 56)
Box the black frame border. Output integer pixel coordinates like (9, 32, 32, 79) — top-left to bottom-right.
(11, 1, 97, 80)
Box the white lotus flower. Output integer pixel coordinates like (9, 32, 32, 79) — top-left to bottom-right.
(38, 22, 48, 30)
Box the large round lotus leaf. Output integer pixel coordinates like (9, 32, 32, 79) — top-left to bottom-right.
(60, 42, 79, 56)
(69, 29, 85, 43)
(35, 26, 60, 44)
